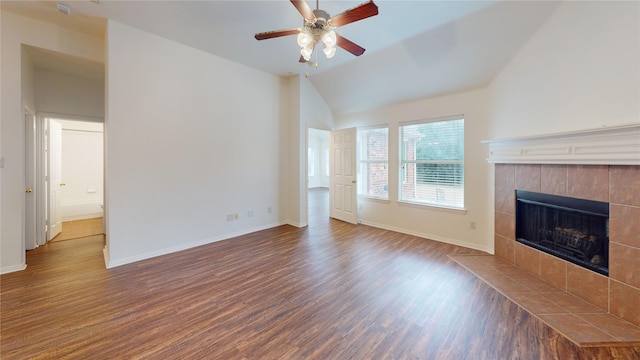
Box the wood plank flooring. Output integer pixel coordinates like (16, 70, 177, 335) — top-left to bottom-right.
(2, 203, 640, 358)
(50, 217, 104, 242)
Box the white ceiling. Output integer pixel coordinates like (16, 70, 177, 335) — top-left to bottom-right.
(2, 0, 561, 115)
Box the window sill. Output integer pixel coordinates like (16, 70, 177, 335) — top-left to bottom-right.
(397, 200, 468, 214)
(358, 195, 390, 204)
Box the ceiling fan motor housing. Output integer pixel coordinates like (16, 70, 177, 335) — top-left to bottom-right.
(310, 9, 331, 29)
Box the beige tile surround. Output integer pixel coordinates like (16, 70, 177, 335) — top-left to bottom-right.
(450, 254, 640, 347)
(490, 164, 640, 346)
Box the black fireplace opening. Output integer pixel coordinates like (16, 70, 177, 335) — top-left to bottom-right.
(515, 190, 609, 276)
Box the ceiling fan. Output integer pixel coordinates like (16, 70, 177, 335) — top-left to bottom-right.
(255, 0, 379, 63)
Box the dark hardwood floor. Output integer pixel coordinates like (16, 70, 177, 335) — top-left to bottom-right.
(2, 194, 639, 359)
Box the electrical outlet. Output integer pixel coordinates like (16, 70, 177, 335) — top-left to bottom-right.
(268, 206, 272, 214)
(234, 213, 239, 220)
(57, 2, 71, 15)
(226, 214, 234, 222)
(248, 210, 254, 217)
(470, 221, 477, 229)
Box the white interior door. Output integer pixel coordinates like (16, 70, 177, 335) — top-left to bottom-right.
(48, 119, 63, 240)
(25, 106, 37, 250)
(330, 127, 358, 224)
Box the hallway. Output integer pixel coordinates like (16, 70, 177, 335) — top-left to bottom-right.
(50, 217, 104, 242)
(308, 187, 329, 226)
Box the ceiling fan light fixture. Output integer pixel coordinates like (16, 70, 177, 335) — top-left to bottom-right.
(321, 30, 336, 48)
(322, 43, 336, 59)
(254, 1, 379, 63)
(301, 42, 315, 61)
(297, 31, 314, 48)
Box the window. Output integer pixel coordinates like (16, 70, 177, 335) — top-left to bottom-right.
(357, 127, 388, 199)
(399, 118, 464, 208)
(308, 147, 315, 177)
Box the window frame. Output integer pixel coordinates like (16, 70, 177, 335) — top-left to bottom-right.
(398, 116, 465, 210)
(356, 125, 389, 200)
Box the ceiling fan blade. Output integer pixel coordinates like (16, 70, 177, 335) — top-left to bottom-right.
(336, 33, 366, 56)
(255, 28, 300, 41)
(290, 0, 316, 21)
(329, 1, 378, 27)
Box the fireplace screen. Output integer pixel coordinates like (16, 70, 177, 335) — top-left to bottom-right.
(516, 190, 609, 276)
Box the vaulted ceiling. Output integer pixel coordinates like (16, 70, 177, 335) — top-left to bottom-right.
(2, 0, 561, 115)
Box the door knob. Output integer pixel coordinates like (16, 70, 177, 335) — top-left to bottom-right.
(60, 183, 66, 187)
(352, 180, 357, 184)
(25, 188, 33, 193)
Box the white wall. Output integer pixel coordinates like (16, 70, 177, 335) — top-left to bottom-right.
(287, 76, 335, 226)
(335, 88, 493, 253)
(58, 120, 104, 221)
(106, 20, 289, 267)
(36, 70, 104, 119)
(0, 11, 104, 273)
(286, 76, 304, 226)
(488, 1, 640, 139)
(21, 47, 36, 109)
(307, 128, 330, 188)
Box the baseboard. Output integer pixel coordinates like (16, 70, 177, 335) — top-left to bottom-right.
(61, 202, 103, 221)
(0, 263, 27, 274)
(358, 219, 492, 254)
(105, 221, 287, 269)
(63, 213, 103, 222)
(286, 220, 308, 228)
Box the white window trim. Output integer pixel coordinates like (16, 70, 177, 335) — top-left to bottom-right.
(398, 116, 465, 210)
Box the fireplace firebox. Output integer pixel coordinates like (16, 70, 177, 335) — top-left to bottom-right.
(515, 190, 609, 276)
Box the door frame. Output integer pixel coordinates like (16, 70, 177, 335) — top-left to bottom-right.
(329, 127, 358, 224)
(28, 113, 104, 252)
(24, 102, 39, 250)
(46, 118, 63, 240)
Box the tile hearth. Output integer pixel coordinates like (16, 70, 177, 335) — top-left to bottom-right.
(449, 254, 640, 347)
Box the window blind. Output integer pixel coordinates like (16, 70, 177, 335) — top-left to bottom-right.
(399, 119, 464, 208)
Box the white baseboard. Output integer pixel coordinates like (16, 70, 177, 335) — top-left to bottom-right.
(63, 213, 103, 222)
(0, 263, 27, 274)
(358, 219, 492, 254)
(61, 202, 103, 221)
(105, 221, 287, 269)
(286, 220, 308, 228)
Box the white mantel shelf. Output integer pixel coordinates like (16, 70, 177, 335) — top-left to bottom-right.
(482, 124, 640, 165)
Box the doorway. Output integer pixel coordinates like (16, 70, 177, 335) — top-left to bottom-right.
(21, 45, 106, 257)
(45, 117, 104, 243)
(307, 128, 330, 226)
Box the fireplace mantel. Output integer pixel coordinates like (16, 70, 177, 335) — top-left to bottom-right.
(483, 124, 640, 165)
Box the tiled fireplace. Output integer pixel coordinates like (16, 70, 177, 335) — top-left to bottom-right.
(486, 119, 640, 334)
(494, 163, 639, 327)
(515, 189, 610, 276)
